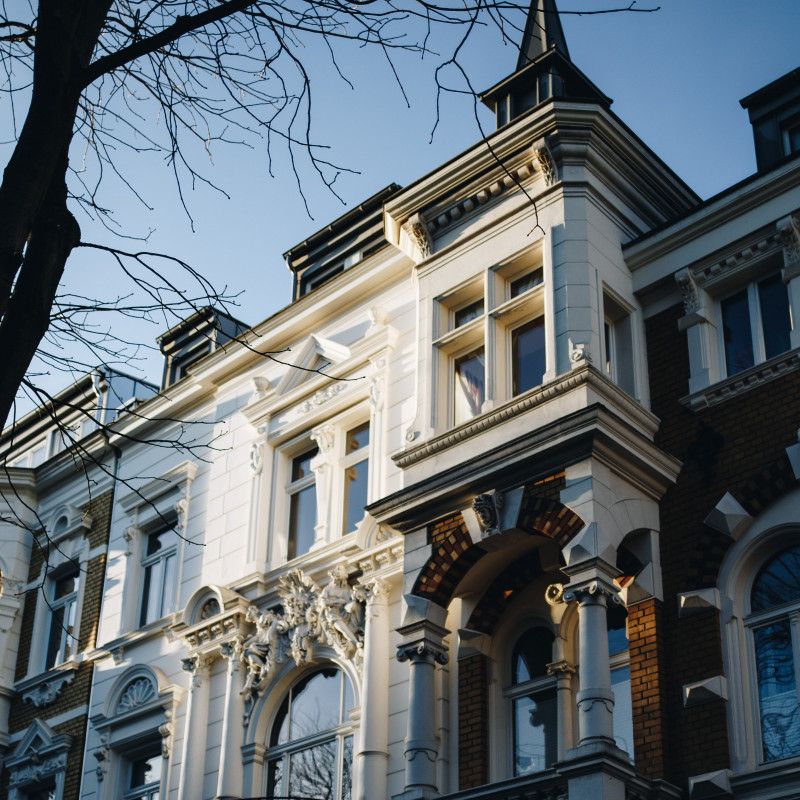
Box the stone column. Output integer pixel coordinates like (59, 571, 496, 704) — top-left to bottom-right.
(177, 655, 211, 800)
(310, 424, 335, 547)
(354, 580, 390, 800)
(547, 659, 576, 762)
(216, 641, 246, 800)
(397, 641, 448, 798)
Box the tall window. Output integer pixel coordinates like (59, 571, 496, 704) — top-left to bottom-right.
(288, 446, 318, 560)
(342, 423, 369, 535)
(435, 255, 546, 429)
(266, 667, 355, 800)
(608, 606, 634, 761)
(45, 569, 80, 669)
(507, 627, 557, 775)
(124, 751, 163, 800)
(602, 292, 635, 396)
(139, 528, 177, 626)
(749, 545, 800, 763)
(721, 273, 791, 377)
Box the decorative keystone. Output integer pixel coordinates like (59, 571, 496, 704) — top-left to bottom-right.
(703, 492, 752, 540)
(678, 589, 721, 617)
(786, 428, 800, 480)
(688, 769, 733, 798)
(683, 675, 727, 707)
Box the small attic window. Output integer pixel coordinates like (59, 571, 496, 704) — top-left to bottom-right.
(52, 515, 69, 536)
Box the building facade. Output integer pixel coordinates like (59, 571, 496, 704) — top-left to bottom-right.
(1, 3, 799, 799)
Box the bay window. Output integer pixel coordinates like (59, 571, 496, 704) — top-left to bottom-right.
(435, 251, 546, 428)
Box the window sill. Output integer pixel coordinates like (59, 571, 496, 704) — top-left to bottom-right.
(730, 758, 800, 799)
(681, 347, 800, 410)
(16, 661, 79, 708)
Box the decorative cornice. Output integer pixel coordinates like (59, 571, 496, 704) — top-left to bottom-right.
(681, 347, 800, 410)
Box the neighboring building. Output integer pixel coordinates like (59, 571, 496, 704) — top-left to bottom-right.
(1, 2, 799, 800)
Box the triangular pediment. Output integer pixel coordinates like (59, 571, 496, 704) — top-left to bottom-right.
(13, 719, 57, 757)
(275, 335, 351, 396)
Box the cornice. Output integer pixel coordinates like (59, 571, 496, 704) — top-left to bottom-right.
(626, 159, 800, 281)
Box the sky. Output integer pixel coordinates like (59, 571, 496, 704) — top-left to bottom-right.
(11, 0, 800, 410)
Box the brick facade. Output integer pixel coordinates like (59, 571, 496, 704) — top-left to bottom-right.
(457, 653, 489, 790)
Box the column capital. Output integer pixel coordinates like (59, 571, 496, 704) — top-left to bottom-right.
(397, 640, 449, 666)
(563, 577, 621, 607)
(547, 659, 577, 678)
(181, 654, 212, 688)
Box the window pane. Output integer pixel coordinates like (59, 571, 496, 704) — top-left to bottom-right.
(146, 528, 175, 557)
(513, 687, 558, 774)
(752, 545, 800, 613)
(343, 460, 369, 535)
(754, 620, 800, 762)
(512, 317, 546, 395)
(510, 268, 543, 298)
(513, 627, 554, 683)
(141, 559, 163, 626)
(46, 605, 66, 669)
(161, 553, 177, 618)
(288, 740, 337, 799)
(345, 423, 369, 454)
(454, 299, 484, 328)
(292, 448, 318, 481)
(131, 754, 162, 788)
(266, 758, 284, 799)
(341, 735, 354, 800)
(611, 666, 634, 760)
(759, 274, 791, 360)
(607, 605, 628, 656)
(454, 349, 485, 424)
(54, 573, 78, 599)
(289, 668, 341, 741)
(721, 289, 754, 375)
(289, 483, 317, 560)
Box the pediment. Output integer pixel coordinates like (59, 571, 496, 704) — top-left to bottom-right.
(274, 335, 351, 396)
(13, 718, 57, 757)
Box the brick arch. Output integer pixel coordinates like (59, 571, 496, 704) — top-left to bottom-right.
(411, 474, 584, 607)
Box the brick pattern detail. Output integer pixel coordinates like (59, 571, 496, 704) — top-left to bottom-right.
(5, 490, 113, 800)
(458, 653, 490, 790)
(467, 551, 544, 634)
(628, 598, 669, 779)
(646, 304, 800, 786)
(413, 519, 482, 604)
(517, 495, 584, 547)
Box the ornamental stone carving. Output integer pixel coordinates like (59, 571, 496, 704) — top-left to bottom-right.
(239, 566, 366, 696)
(117, 676, 156, 712)
(534, 141, 558, 186)
(20, 668, 77, 708)
(403, 212, 433, 259)
(472, 491, 503, 536)
(778, 213, 800, 268)
(675, 267, 700, 315)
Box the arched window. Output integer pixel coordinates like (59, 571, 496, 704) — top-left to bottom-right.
(507, 626, 557, 775)
(266, 667, 355, 800)
(748, 545, 800, 763)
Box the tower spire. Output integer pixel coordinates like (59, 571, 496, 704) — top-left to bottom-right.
(517, 0, 570, 71)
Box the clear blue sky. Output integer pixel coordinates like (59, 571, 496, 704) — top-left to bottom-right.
(16, 0, 800, 407)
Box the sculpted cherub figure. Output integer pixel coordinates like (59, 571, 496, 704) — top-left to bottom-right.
(318, 564, 364, 658)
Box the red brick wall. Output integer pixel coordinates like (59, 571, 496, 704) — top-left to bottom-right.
(646, 303, 800, 785)
(458, 653, 489, 789)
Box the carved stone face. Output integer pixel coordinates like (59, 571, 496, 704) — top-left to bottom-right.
(473, 494, 497, 528)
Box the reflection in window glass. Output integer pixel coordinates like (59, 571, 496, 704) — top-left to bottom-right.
(140, 528, 178, 626)
(751, 546, 800, 613)
(759, 274, 791, 361)
(754, 621, 800, 762)
(126, 753, 162, 800)
(722, 288, 754, 375)
(46, 570, 80, 668)
(343, 423, 369, 535)
(513, 688, 557, 774)
(607, 606, 633, 761)
(454, 299, 484, 328)
(512, 317, 546, 396)
(454, 349, 485, 425)
(288, 447, 318, 560)
(267, 668, 354, 800)
(510, 268, 543, 298)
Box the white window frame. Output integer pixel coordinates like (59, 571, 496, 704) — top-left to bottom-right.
(44, 567, 81, 669)
(601, 287, 638, 399)
(433, 248, 546, 429)
(118, 461, 197, 634)
(272, 410, 372, 568)
(138, 524, 179, 627)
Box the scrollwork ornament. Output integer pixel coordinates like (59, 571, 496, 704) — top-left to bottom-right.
(249, 442, 264, 475)
(675, 268, 700, 314)
(545, 583, 564, 606)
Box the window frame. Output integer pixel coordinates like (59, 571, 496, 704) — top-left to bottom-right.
(263, 667, 356, 800)
(285, 444, 319, 561)
(717, 271, 792, 379)
(138, 524, 179, 628)
(44, 565, 81, 670)
(433, 248, 547, 429)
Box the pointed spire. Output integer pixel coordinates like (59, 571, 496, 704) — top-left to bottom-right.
(517, 0, 570, 71)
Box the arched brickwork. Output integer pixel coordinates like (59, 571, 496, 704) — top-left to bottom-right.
(411, 473, 584, 607)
